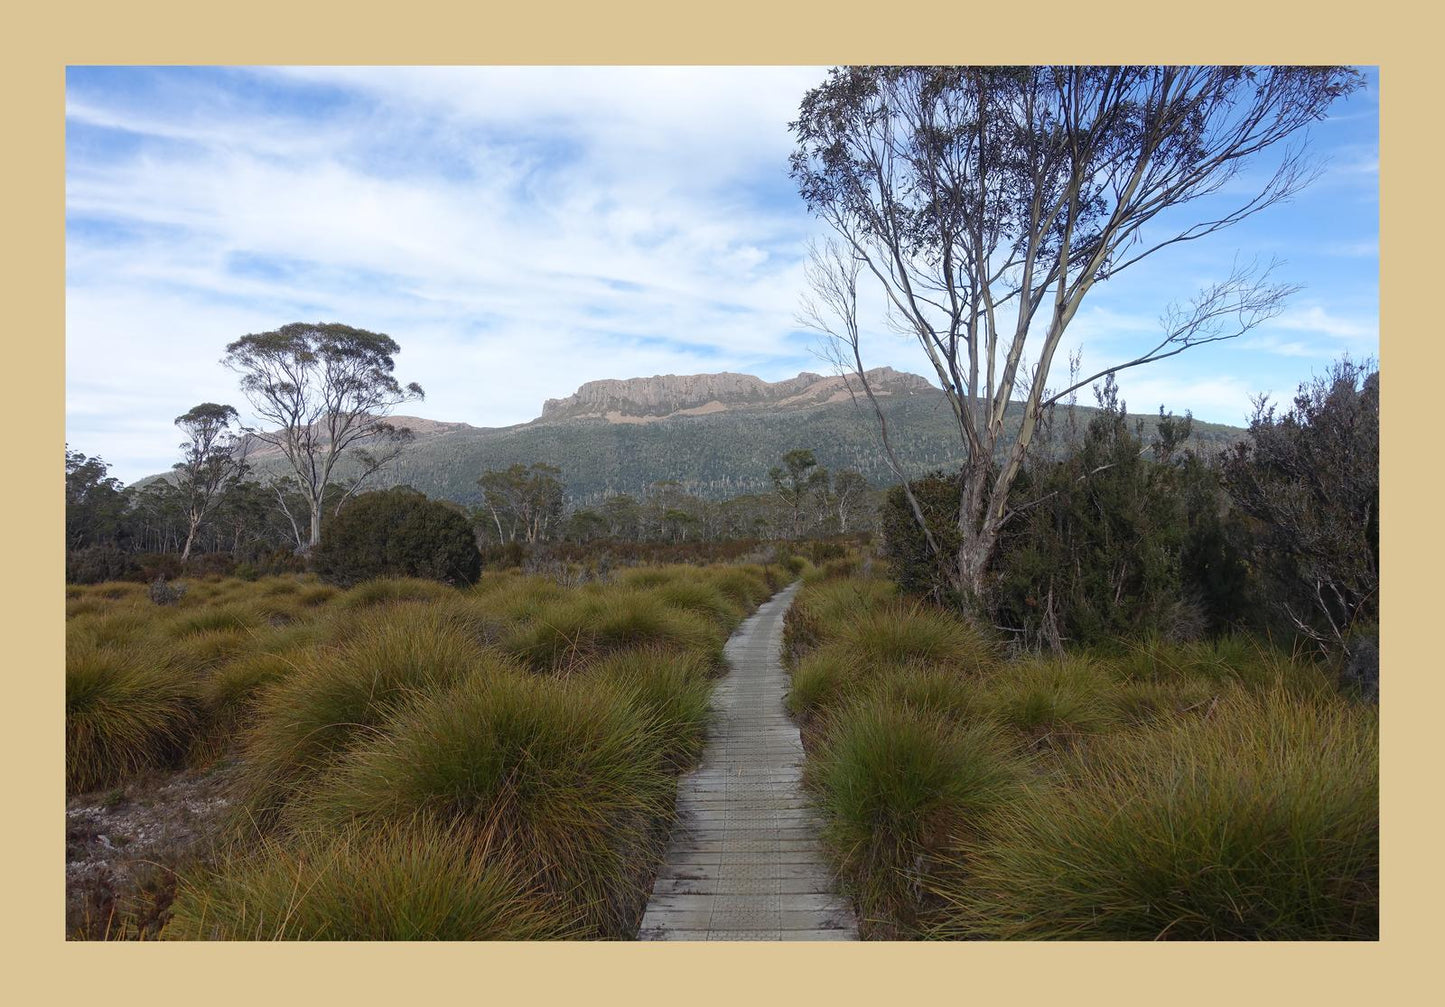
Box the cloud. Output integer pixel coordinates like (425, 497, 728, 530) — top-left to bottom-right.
(1272, 305, 1378, 343)
(64, 66, 1378, 485)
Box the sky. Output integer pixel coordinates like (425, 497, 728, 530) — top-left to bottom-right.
(65, 66, 1380, 485)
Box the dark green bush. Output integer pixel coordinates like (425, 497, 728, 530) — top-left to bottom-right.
(313, 487, 481, 588)
(66, 546, 142, 585)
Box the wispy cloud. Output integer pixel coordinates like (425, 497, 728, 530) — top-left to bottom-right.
(65, 66, 1380, 484)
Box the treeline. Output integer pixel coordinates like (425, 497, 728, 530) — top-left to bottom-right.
(882, 358, 1378, 680)
(473, 455, 877, 548)
(64, 449, 881, 584)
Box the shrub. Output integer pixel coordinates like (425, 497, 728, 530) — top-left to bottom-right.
(67, 546, 141, 585)
(167, 820, 582, 940)
(67, 641, 195, 791)
(929, 688, 1378, 939)
(313, 487, 482, 588)
(1221, 357, 1378, 656)
(148, 576, 186, 606)
(295, 671, 674, 937)
(807, 700, 1019, 937)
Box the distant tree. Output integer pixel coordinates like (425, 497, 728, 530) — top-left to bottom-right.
(770, 449, 827, 538)
(831, 469, 870, 534)
(793, 64, 1363, 610)
(1221, 357, 1379, 656)
(601, 493, 642, 540)
(564, 508, 609, 543)
(478, 463, 565, 544)
(65, 447, 127, 550)
(172, 403, 248, 562)
(222, 322, 423, 553)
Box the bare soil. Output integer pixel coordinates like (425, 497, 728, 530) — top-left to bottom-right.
(66, 762, 236, 939)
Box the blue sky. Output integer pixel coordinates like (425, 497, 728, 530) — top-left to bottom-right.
(65, 66, 1379, 484)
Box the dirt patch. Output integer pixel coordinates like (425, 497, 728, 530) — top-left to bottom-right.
(66, 763, 236, 939)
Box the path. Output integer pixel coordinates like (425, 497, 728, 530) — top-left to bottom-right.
(637, 581, 857, 941)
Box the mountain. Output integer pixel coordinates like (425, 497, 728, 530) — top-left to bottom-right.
(540, 368, 934, 422)
(145, 369, 1246, 506)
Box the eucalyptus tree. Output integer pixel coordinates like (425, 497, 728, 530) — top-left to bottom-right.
(792, 65, 1363, 606)
(172, 402, 247, 562)
(222, 322, 423, 552)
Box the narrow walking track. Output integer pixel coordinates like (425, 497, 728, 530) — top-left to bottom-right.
(637, 582, 857, 941)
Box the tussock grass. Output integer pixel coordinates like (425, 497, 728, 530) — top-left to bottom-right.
(786, 646, 863, 721)
(978, 656, 1118, 744)
(165, 627, 257, 675)
(66, 565, 781, 940)
(929, 687, 1378, 940)
(502, 590, 723, 673)
(649, 579, 743, 627)
(165, 605, 261, 639)
(785, 571, 1377, 940)
(93, 582, 148, 602)
(588, 647, 714, 769)
(862, 663, 984, 725)
(335, 577, 455, 610)
(834, 602, 995, 671)
(806, 699, 1020, 938)
(67, 641, 195, 792)
(1111, 678, 1216, 725)
(486, 575, 567, 623)
(66, 597, 108, 619)
(295, 671, 674, 937)
(233, 606, 502, 824)
(783, 577, 897, 658)
(68, 610, 152, 649)
(617, 567, 680, 590)
(296, 584, 340, 608)
(167, 819, 583, 940)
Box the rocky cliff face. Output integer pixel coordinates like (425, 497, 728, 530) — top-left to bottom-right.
(540, 367, 934, 423)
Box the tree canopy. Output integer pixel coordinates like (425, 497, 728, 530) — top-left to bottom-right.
(792, 64, 1364, 605)
(222, 322, 423, 552)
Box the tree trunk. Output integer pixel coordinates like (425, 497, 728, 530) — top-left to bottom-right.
(308, 500, 323, 551)
(180, 524, 197, 564)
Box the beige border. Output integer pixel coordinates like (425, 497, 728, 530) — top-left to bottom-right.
(10, 4, 1427, 1003)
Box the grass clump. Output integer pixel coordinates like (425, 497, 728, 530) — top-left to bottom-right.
(503, 590, 723, 673)
(167, 819, 582, 940)
(588, 647, 714, 769)
(786, 646, 865, 722)
(930, 687, 1378, 939)
(835, 601, 995, 671)
(806, 699, 1019, 937)
(67, 641, 196, 792)
(295, 671, 675, 937)
(233, 605, 501, 824)
(649, 579, 743, 627)
(335, 577, 455, 610)
(978, 656, 1118, 745)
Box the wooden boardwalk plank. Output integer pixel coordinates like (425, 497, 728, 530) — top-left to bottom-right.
(637, 582, 857, 942)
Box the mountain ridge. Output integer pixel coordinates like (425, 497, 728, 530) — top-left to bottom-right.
(143, 368, 1247, 506)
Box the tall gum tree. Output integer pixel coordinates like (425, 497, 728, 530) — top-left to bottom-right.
(223, 322, 423, 552)
(791, 65, 1364, 606)
(172, 402, 247, 563)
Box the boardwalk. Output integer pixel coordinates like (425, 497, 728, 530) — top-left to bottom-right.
(637, 582, 857, 941)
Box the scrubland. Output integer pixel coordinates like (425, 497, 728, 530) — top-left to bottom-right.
(784, 561, 1378, 940)
(65, 562, 786, 939)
